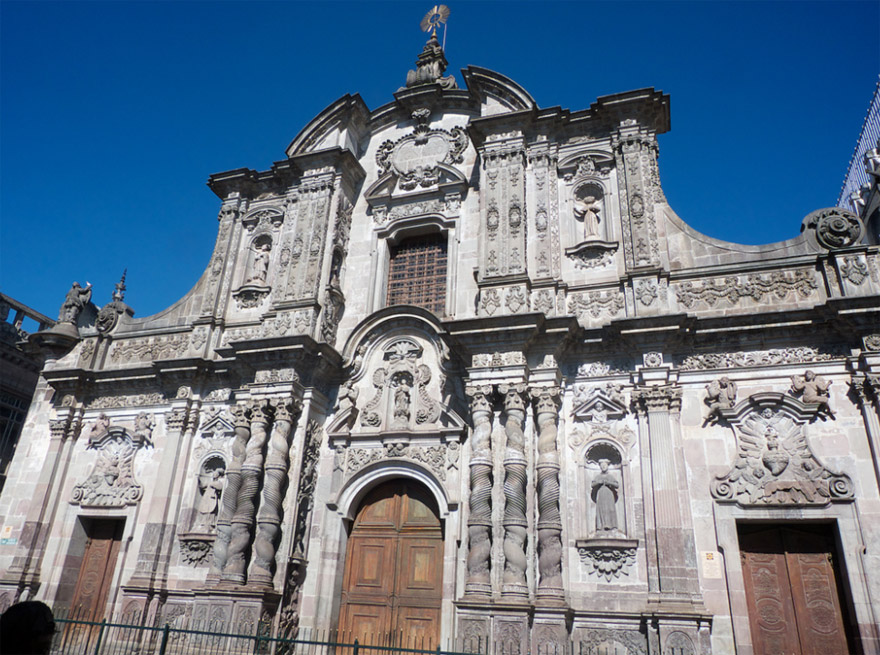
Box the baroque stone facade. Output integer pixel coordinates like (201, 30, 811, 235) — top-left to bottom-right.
(1, 28, 879, 655)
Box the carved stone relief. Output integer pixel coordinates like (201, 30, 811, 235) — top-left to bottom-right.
(109, 335, 189, 363)
(680, 345, 842, 370)
(578, 628, 647, 655)
(675, 270, 817, 309)
(802, 207, 864, 249)
(839, 255, 869, 286)
(568, 290, 625, 321)
(344, 443, 448, 482)
(704, 377, 737, 422)
(71, 419, 153, 507)
(711, 396, 853, 506)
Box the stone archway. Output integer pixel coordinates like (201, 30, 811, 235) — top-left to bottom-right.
(337, 478, 443, 649)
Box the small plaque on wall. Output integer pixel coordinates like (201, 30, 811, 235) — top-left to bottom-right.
(701, 551, 723, 578)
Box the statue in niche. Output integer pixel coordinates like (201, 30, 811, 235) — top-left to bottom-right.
(705, 376, 737, 420)
(329, 249, 343, 289)
(391, 378, 412, 429)
(58, 281, 92, 323)
(573, 185, 604, 240)
(247, 242, 271, 284)
(591, 459, 619, 532)
(790, 370, 834, 416)
(194, 460, 226, 531)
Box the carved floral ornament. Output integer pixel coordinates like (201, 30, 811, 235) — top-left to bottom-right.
(711, 393, 853, 507)
(801, 207, 864, 249)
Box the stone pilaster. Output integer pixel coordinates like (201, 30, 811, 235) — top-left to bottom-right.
(500, 383, 528, 598)
(464, 385, 493, 597)
(613, 127, 662, 271)
(530, 385, 564, 603)
(527, 144, 560, 281)
(209, 402, 250, 583)
(632, 383, 700, 603)
(2, 400, 81, 598)
(851, 373, 880, 492)
(250, 398, 301, 586)
(479, 137, 527, 279)
(281, 172, 335, 304)
(200, 198, 241, 317)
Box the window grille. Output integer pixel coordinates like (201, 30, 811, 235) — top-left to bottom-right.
(387, 234, 447, 315)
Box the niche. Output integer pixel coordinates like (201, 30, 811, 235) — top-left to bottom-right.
(585, 442, 624, 537)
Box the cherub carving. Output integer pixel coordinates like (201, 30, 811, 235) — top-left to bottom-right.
(790, 370, 834, 416)
(704, 377, 737, 421)
(89, 413, 111, 441)
(133, 412, 154, 442)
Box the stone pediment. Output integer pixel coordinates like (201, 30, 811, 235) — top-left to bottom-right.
(198, 409, 235, 439)
(572, 387, 628, 422)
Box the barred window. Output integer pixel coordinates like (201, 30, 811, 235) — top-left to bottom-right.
(387, 234, 447, 316)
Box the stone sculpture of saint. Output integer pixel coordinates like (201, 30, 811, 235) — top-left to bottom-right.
(58, 282, 92, 323)
(591, 459, 619, 532)
(195, 468, 225, 531)
(574, 195, 602, 240)
(247, 244, 271, 284)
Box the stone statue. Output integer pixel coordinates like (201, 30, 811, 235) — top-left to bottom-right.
(791, 370, 834, 416)
(58, 282, 92, 323)
(574, 194, 602, 239)
(195, 467, 225, 531)
(591, 460, 619, 533)
(89, 414, 110, 441)
(391, 383, 411, 428)
(336, 380, 359, 411)
(247, 244, 271, 284)
(705, 377, 737, 419)
(133, 412, 154, 442)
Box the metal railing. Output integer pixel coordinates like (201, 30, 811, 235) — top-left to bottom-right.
(50, 610, 485, 655)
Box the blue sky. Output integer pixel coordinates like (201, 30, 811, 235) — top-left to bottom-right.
(1, 1, 877, 322)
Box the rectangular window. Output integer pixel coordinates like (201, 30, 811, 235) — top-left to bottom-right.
(387, 234, 447, 316)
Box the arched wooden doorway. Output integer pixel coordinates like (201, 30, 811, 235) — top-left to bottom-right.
(338, 479, 443, 649)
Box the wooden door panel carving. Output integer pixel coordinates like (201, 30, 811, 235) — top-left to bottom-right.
(739, 525, 854, 655)
(71, 519, 124, 619)
(339, 480, 442, 649)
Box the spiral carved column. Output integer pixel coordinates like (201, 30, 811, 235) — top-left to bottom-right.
(531, 386, 564, 602)
(209, 403, 250, 582)
(500, 383, 528, 598)
(250, 399, 301, 586)
(222, 400, 272, 584)
(464, 385, 494, 596)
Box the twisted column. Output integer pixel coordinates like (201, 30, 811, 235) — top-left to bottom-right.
(209, 403, 250, 581)
(250, 399, 301, 585)
(222, 400, 272, 584)
(500, 383, 528, 597)
(464, 385, 494, 596)
(531, 386, 564, 602)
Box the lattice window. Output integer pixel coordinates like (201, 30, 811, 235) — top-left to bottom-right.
(387, 234, 447, 315)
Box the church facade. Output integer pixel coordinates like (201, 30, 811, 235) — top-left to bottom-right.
(1, 31, 879, 655)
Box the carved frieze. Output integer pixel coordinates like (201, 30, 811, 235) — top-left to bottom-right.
(578, 628, 647, 655)
(345, 443, 448, 481)
(680, 345, 842, 370)
(109, 335, 189, 363)
(675, 270, 817, 309)
(711, 395, 853, 506)
(86, 393, 165, 409)
(254, 368, 299, 384)
(575, 361, 631, 378)
(568, 289, 625, 321)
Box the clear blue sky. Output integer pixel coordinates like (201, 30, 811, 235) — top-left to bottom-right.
(1, 1, 877, 322)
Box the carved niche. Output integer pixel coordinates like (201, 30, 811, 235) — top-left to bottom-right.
(71, 417, 153, 507)
(359, 337, 441, 432)
(232, 233, 273, 309)
(711, 393, 853, 506)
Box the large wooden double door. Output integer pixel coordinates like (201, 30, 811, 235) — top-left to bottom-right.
(739, 525, 855, 655)
(338, 480, 443, 649)
(70, 519, 124, 619)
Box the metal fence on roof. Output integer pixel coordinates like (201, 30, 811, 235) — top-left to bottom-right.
(838, 77, 880, 211)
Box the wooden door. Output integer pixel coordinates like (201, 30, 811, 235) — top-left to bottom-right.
(339, 480, 443, 649)
(739, 525, 854, 655)
(70, 519, 124, 619)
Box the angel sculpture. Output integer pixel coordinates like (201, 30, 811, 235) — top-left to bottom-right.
(790, 370, 834, 416)
(704, 377, 737, 420)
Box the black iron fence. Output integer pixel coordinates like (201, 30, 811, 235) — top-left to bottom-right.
(49, 609, 487, 655)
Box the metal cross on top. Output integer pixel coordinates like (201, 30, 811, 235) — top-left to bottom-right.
(420, 4, 450, 39)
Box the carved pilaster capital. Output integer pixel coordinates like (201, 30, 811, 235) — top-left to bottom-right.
(632, 384, 682, 414)
(272, 397, 303, 424)
(49, 418, 71, 441)
(850, 373, 880, 405)
(499, 383, 528, 414)
(249, 399, 274, 425)
(230, 403, 250, 429)
(165, 408, 187, 433)
(465, 384, 494, 416)
(530, 386, 562, 417)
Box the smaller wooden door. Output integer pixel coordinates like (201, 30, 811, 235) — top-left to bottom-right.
(739, 525, 854, 655)
(70, 519, 124, 619)
(338, 481, 443, 649)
